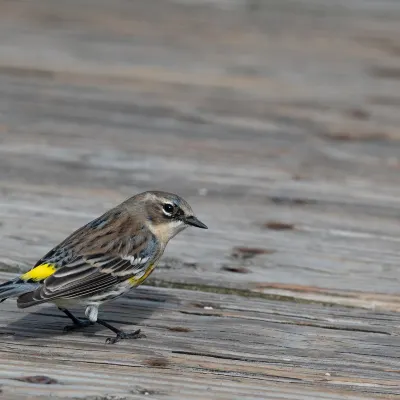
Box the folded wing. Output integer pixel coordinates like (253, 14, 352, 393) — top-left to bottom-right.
(17, 209, 159, 308)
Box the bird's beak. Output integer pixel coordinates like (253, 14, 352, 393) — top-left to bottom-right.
(185, 215, 208, 229)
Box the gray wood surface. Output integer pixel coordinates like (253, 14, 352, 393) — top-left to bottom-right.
(0, 0, 400, 398)
(1, 283, 399, 399)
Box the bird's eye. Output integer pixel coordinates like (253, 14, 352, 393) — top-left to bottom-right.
(162, 203, 174, 216)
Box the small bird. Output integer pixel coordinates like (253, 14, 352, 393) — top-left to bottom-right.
(0, 191, 207, 344)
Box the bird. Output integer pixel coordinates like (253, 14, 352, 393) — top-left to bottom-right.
(0, 191, 207, 344)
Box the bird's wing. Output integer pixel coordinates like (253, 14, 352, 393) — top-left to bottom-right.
(17, 209, 160, 308)
(20, 209, 125, 284)
(17, 238, 158, 308)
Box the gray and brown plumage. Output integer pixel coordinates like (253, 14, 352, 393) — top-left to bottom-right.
(0, 191, 207, 343)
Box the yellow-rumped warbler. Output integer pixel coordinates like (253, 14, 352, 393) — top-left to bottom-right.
(0, 191, 207, 344)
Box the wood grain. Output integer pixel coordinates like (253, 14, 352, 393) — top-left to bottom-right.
(0, 283, 399, 399)
(1, 0, 400, 398)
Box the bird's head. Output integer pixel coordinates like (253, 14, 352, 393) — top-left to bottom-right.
(127, 191, 207, 244)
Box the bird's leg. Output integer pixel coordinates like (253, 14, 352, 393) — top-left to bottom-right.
(96, 319, 146, 344)
(58, 308, 93, 332)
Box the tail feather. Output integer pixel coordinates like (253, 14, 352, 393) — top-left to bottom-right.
(17, 290, 50, 309)
(0, 279, 38, 303)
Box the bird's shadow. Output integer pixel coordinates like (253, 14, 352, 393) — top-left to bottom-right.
(0, 287, 175, 342)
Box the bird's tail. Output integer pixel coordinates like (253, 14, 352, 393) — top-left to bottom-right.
(0, 278, 37, 303)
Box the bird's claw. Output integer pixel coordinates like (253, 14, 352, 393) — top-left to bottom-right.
(105, 329, 146, 344)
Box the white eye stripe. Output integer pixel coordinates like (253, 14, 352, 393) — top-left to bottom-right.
(162, 203, 174, 216)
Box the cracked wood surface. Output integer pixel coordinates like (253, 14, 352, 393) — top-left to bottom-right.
(1, 0, 400, 398)
(0, 0, 400, 310)
(0, 284, 399, 399)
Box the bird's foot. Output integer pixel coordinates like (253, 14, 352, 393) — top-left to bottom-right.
(63, 319, 94, 332)
(105, 328, 146, 344)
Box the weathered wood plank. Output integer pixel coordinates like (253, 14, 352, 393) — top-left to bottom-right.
(0, 281, 399, 399)
(0, 1, 399, 304)
(1, 1, 400, 399)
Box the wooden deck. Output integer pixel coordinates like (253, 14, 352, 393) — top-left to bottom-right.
(0, 0, 400, 398)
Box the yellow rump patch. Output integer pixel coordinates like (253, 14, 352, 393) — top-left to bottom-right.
(129, 264, 156, 287)
(21, 263, 57, 282)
